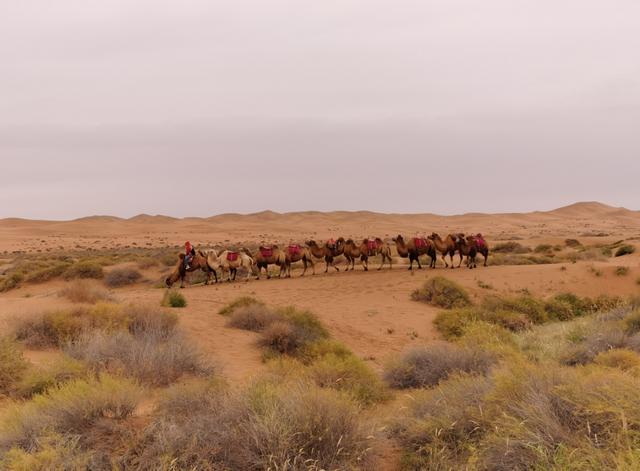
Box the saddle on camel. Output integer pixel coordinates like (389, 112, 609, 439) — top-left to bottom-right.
(366, 239, 379, 256)
(226, 251, 239, 262)
(288, 244, 301, 257)
(259, 246, 274, 258)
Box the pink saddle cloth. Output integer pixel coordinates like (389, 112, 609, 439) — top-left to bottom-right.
(288, 245, 301, 256)
(226, 252, 239, 262)
(260, 247, 273, 258)
(414, 238, 429, 249)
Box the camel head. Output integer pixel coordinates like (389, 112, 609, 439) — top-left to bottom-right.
(165, 255, 185, 287)
(305, 240, 317, 248)
(428, 232, 440, 241)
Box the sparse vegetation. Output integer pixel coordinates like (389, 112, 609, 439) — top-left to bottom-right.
(492, 241, 531, 254)
(0, 337, 28, 396)
(218, 296, 264, 316)
(615, 244, 636, 257)
(104, 267, 142, 287)
(58, 280, 112, 303)
(162, 289, 187, 308)
(411, 276, 471, 309)
(63, 261, 104, 280)
(226, 303, 279, 332)
(15, 356, 87, 398)
(615, 266, 630, 276)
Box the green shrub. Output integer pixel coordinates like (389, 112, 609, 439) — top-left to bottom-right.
(15, 357, 87, 398)
(0, 337, 28, 396)
(218, 296, 264, 316)
(1, 434, 92, 470)
(383, 343, 495, 389)
(308, 354, 388, 405)
(104, 267, 142, 287)
(63, 261, 104, 280)
(162, 289, 187, 308)
(614, 245, 635, 257)
(277, 306, 330, 341)
(411, 277, 471, 309)
(0, 375, 143, 451)
(492, 242, 531, 254)
(534, 244, 553, 253)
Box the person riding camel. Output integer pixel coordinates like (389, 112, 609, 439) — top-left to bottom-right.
(184, 241, 195, 270)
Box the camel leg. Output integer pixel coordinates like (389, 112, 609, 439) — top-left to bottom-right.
(377, 253, 385, 270)
(362, 255, 368, 271)
(449, 252, 455, 269)
(441, 253, 448, 268)
(408, 254, 413, 270)
(417, 255, 423, 270)
(483, 251, 488, 267)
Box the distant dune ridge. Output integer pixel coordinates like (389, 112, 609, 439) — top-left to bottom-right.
(0, 202, 638, 253)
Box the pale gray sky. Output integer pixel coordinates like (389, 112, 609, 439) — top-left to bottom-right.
(2, 0, 639, 219)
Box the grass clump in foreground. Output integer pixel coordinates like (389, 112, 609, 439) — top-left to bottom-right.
(63, 261, 104, 280)
(14, 356, 88, 399)
(123, 379, 376, 470)
(0, 337, 28, 396)
(104, 267, 142, 287)
(58, 280, 112, 303)
(161, 289, 187, 308)
(0, 374, 143, 452)
(411, 276, 471, 309)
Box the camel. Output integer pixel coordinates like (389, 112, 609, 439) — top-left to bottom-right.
(254, 245, 287, 279)
(428, 233, 458, 269)
(344, 238, 393, 271)
(305, 238, 345, 273)
(165, 251, 218, 288)
(392, 235, 436, 270)
(207, 249, 256, 282)
(455, 234, 477, 269)
(283, 244, 315, 277)
(469, 233, 489, 267)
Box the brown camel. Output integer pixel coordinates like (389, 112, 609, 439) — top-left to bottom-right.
(254, 245, 287, 279)
(428, 233, 458, 268)
(455, 234, 477, 269)
(282, 244, 315, 277)
(305, 237, 345, 273)
(344, 238, 393, 271)
(392, 235, 436, 269)
(165, 251, 218, 288)
(469, 233, 489, 267)
(207, 249, 256, 282)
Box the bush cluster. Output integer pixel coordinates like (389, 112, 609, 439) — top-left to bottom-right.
(411, 276, 471, 309)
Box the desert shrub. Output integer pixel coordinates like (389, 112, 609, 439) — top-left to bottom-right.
(562, 323, 638, 365)
(482, 295, 548, 324)
(277, 306, 330, 341)
(625, 310, 640, 335)
(308, 354, 388, 405)
(299, 338, 353, 363)
(0, 273, 24, 292)
(615, 266, 630, 276)
(66, 329, 209, 386)
(58, 280, 112, 303)
(259, 321, 301, 355)
(1, 434, 92, 470)
(124, 304, 178, 339)
(218, 296, 264, 316)
(136, 257, 158, 270)
(552, 292, 591, 317)
(492, 241, 531, 254)
(15, 357, 87, 398)
(455, 321, 520, 359)
(383, 343, 495, 389)
(390, 373, 493, 469)
(0, 374, 142, 451)
(565, 238, 582, 248)
(534, 243, 553, 253)
(411, 277, 471, 309)
(615, 245, 636, 257)
(0, 337, 28, 396)
(126, 380, 374, 470)
(104, 267, 142, 287)
(25, 262, 71, 283)
(435, 307, 530, 339)
(161, 289, 186, 308)
(227, 304, 280, 332)
(594, 348, 640, 372)
(14, 303, 130, 348)
(63, 261, 104, 280)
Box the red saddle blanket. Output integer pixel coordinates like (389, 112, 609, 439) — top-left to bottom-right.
(414, 238, 429, 249)
(367, 239, 378, 254)
(288, 245, 301, 256)
(260, 247, 273, 258)
(475, 238, 487, 249)
(226, 252, 239, 262)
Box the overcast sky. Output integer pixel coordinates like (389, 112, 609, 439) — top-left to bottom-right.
(1, 0, 639, 219)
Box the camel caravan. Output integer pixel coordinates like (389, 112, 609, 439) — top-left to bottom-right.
(165, 233, 489, 287)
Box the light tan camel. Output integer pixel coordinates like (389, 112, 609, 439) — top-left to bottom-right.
(428, 233, 458, 268)
(344, 238, 393, 271)
(207, 249, 256, 282)
(392, 235, 436, 269)
(254, 245, 287, 279)
(305, 237, 345, 273)
(283, 244, 315, 277)
(165, 251, 218, 288)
